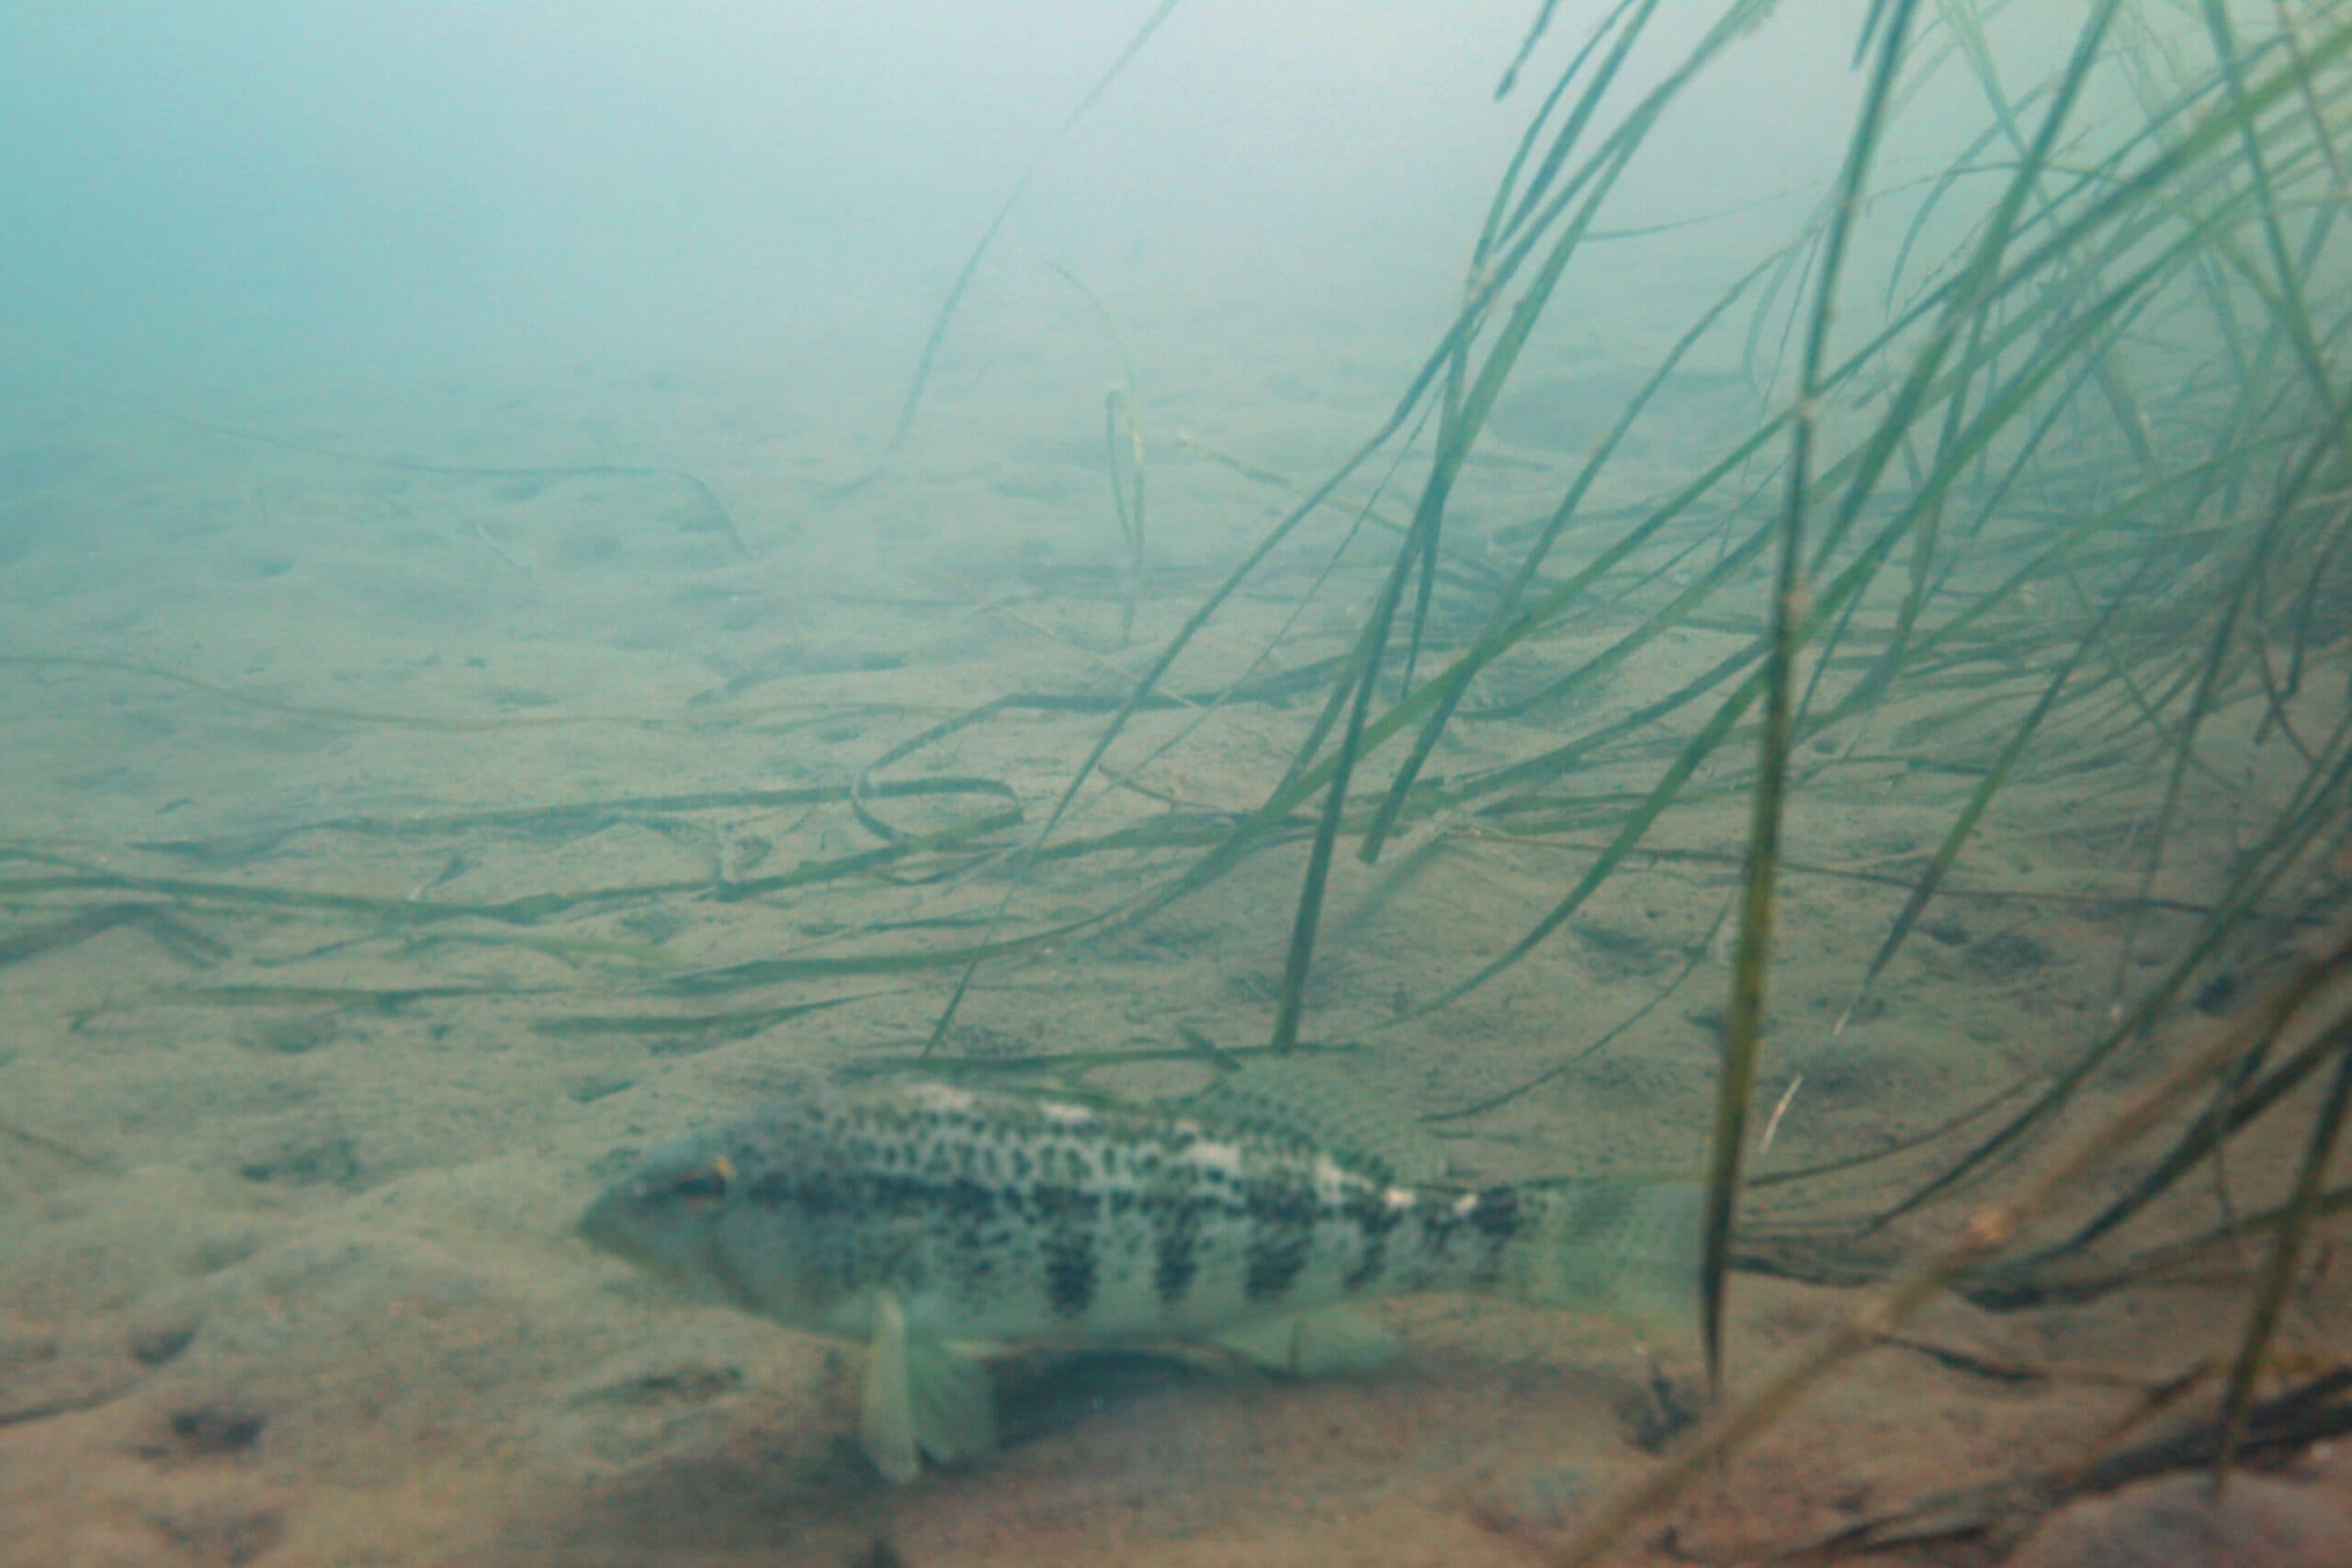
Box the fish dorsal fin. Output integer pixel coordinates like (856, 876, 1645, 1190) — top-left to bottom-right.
(1187, 1058, 1447, 1186)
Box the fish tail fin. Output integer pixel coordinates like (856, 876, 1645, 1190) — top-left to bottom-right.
(1508, 1179, 1703, 1332)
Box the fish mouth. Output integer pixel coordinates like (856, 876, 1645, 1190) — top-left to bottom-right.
(576, 1189, 650, 1266)
(576, 1190, 756, 1312)
(578, 1186, 722, 1289)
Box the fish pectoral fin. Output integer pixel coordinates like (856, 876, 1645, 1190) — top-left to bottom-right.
(1205, 1306, 1400, 1377)
(859, 1292, 997, 1484)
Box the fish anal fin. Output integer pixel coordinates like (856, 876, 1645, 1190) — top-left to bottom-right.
(1205, 1305, 1399, 1376)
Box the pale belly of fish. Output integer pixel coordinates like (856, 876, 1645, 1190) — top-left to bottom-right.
(579, 1067, 1699, 1483)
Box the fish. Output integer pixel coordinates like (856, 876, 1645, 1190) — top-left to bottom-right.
(578, 1065, 1701, 1483)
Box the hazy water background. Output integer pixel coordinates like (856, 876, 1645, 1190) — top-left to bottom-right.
(0, 5, 1906, 434)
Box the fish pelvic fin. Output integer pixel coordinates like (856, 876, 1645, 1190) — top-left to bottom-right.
(861, 1291, 998, 1484)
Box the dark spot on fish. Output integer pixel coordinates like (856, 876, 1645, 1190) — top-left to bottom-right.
(1464, 1186, 1528, 1284)
(1342, 1191, 1402, 1293)
(1469, 1186, 1523, 1240)
(1043, 1231, 1097, 1318)
(1244, 1180, 1317, 1302)
(938, 1177, 997, 1224)
(1152, 1200, 1203, 1303)
(1246, 1229, 1309, 1302)
(1028, 1185, 1102, 1318)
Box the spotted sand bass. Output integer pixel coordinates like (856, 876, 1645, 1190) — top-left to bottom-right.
(579, 1067, 1700, 1482)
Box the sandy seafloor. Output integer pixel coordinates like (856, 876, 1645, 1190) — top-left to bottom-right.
(2, 314, 2348, 1568)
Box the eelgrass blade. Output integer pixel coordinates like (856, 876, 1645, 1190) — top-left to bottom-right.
(847, 0, 1182, 488)
(1558, 922, 2352, 1568)
(1358, 253, 1780, 862)
(1834, 574, 2134, 1033)
(1881, 690, 2352, 1225)
(2216, 1010, 2352, 1483)
(1702, 0, 1920, 1393)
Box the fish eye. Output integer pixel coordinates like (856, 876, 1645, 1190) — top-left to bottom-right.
(670, 1155, 735, 1205)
